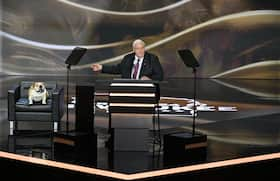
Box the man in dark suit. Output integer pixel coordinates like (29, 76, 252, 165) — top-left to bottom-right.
(91, 39, 164, 81)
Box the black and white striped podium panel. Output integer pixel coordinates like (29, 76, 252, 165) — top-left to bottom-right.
(108, 79, 160, 152)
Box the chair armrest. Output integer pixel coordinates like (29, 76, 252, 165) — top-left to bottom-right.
(8, 85, 20, 121)
(51, 86, 65, 122)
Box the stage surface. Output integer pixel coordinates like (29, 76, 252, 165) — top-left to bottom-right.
(0, 75, 279, 174)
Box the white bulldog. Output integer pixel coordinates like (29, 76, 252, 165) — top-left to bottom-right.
(28, 82, 49, 105)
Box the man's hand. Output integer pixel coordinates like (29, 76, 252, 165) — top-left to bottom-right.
(91, 64, 103, 72)
(140, 76, 151, 80)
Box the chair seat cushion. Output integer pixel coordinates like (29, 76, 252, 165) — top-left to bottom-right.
(16, 98, 52, 112)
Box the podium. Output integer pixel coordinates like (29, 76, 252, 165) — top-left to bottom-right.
(107, 79, 160, 152)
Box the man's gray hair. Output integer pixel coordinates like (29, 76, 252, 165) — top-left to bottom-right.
(132, 39, 146, 48)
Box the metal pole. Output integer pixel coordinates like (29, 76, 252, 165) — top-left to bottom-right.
(66, 65, 70, 133)
(192, 68, 197, 136)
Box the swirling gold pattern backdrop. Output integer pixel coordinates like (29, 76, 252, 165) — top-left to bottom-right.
(0, 0, 279, 79)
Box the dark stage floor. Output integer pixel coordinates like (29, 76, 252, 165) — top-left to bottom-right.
(0, 75, 279, 174)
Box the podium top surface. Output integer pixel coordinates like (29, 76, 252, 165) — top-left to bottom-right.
(111, 78, 159, 84)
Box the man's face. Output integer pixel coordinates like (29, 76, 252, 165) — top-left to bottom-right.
(133, 43, 145, 58)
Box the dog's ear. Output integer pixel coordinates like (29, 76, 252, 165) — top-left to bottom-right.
(30, 83, 35, 89)
(42, 83, 46, 88)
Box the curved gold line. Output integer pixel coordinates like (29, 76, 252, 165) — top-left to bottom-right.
(57, 0, 192, 16)
(211, 60, 280, 79)
(0, 31, 130, 50)
(234, 38, 280, 59)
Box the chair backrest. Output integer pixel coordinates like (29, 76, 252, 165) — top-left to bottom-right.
(20, 81, 57, 98)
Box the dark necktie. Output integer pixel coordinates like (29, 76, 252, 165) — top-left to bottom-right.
(132, 59, 140, 79)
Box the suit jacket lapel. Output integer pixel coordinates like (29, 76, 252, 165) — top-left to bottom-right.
(139, 59, 147, 78)
(139, 53, 149, 78)
(127, 54, 135, 78)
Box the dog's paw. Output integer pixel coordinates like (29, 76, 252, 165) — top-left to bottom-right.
(42, 102, 47, 105)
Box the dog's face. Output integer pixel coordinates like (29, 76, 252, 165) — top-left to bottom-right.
(31, 82, 46, 93)
(29, 82, 48, 104)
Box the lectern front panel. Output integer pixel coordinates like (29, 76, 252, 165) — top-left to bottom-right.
(75, 85, 95, 133)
